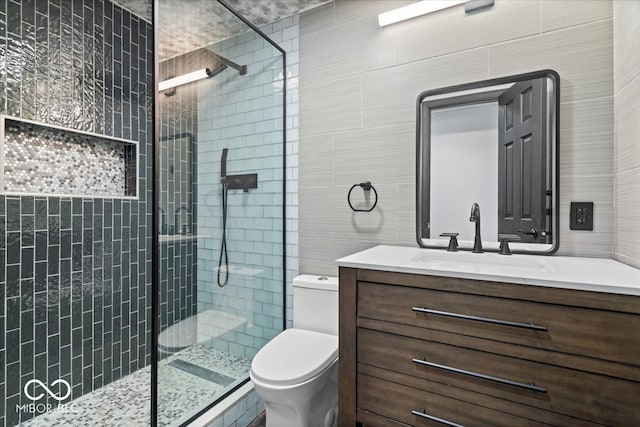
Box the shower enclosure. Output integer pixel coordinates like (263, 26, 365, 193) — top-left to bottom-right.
(153, 0, 286, 425)
(0, 0, 285, 425)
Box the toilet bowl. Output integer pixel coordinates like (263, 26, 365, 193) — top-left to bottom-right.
(251, 329, 338, 427)
(250, 275, 339, 427)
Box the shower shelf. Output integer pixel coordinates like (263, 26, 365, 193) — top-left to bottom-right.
(159, 234, 198, 243)
(0, 115, 138, 198)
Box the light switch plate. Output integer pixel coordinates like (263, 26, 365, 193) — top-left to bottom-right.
(570, 202, 594, 231)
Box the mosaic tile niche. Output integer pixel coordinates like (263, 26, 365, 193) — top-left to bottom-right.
(2, 117, 138, 198)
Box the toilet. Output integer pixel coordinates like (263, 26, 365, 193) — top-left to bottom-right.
(250, 275, 339, 427)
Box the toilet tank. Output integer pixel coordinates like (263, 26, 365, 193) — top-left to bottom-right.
(293, 275, 339, 335)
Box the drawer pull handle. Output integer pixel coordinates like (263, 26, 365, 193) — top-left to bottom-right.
(412, 358, 547, 393)
(411, 306, 548, 332)
(412, 409, 464, 427)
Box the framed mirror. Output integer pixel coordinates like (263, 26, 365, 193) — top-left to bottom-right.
(416, 70, 559, 254)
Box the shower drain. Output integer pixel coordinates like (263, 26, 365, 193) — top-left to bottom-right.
(168, 359, 235, 387)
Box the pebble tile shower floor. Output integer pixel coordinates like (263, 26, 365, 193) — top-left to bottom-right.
(18, 345, 251, 426)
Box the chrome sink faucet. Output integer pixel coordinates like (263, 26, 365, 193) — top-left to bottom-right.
(469, 202, 483, 253)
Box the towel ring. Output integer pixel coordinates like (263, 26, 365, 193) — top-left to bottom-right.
(348, 181, 378, 212)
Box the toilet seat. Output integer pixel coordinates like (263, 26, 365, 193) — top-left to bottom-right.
(251, 329, 338, 386)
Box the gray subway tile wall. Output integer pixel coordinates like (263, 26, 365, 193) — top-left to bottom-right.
(0, 1, 157, 426)
(158, 51, 199, 341)
(2, 194, 151, 426)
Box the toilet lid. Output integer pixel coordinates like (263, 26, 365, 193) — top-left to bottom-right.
(251, 329, 338, 386)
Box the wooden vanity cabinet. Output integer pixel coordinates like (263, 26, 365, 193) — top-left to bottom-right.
(338, 267, 640, 427)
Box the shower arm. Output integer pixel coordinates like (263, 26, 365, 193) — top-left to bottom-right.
(211, 52, 247, 75)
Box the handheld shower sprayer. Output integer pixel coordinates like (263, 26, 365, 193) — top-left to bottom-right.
(221, 148, 228, 183)
(218, 148, 229, 287)
(216, 148, 258, 286)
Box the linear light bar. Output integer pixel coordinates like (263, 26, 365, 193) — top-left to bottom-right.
(378, 0, 466, 27)
(158, 68, 213, 92)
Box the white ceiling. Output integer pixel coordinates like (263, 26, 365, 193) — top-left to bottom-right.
(111, 0, 332, 59)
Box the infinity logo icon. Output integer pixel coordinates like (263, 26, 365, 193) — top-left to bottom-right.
(24, 379, 72, 402)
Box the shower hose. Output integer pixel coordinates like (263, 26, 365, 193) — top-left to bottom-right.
(217, 182, 229, 287)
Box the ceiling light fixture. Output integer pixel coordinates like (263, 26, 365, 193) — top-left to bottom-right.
(378, 0, 465, 27)
(158, 68, 213, 92)
(378, 0, 494, 27)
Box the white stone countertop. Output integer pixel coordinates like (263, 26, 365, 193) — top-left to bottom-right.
(336, 245, 640, 296)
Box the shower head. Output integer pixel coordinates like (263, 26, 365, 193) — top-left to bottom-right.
(158, 48, 246, 93)
(208, 60, 228, 78)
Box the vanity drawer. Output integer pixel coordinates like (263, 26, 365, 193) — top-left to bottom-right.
(358, 281, 640, 366)
(358, 373, 551, 427)
(358, 328, 640, 425)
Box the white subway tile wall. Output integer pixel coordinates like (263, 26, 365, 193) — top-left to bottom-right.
(194, 18, 299, 427)
(196, 15, 299, 367)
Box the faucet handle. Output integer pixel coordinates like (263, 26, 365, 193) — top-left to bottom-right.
(498, 234, 521, 255)
(440, 233, 459, 252)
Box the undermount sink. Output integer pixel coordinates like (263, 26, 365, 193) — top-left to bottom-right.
(411, 250, 553, 274)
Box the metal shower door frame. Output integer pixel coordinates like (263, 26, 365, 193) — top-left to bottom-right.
(151, 1, 288, 426)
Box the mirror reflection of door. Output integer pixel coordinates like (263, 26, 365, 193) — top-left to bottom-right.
(430, 103, 499, 242)
(497, 80, 549, 244)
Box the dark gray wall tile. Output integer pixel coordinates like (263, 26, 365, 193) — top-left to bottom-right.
(0, 1, 160, 425)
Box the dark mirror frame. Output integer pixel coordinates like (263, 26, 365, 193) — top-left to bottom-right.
(416, 70, 560, 255)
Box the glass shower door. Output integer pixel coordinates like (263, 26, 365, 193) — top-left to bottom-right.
(155, 1, 285, 425)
